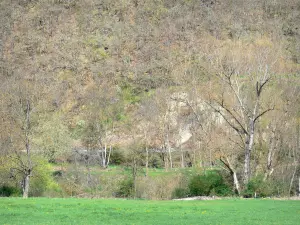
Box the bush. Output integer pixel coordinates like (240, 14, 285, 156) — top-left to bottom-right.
(172, 187, 190, 199)
(188, 170, 232, 196)
(115, 176, 134, 198)
(29, 159, 60, 197)
(211, 184, 233, 196)
(242, 175, 276, 198)
(0, 185, 21, 197)
(0, 156, 61, 197)
(135, 175, 183, 200)
(110, 149, 126, 165)
(149, 155, 163, 168)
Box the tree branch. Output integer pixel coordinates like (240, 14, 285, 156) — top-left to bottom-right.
(254, 106, 275, 123)
(220, 157, 233, 175)
(215, 100, 248, 135)
(256, 77, 271, 97)
(206, 101, 246, 141)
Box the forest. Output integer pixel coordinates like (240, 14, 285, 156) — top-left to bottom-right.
(0, 0, 300, 199)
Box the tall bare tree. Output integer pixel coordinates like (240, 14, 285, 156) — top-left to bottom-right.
(207, 42, 280, 185)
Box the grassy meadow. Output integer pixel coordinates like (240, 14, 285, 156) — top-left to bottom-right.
(0, 198, 299, 225)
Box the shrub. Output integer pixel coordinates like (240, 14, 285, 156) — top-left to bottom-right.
(242, 175, 277, 198)
(211, 184, 233, 196)
(149, 155, 163, 168)
(0, 185, 21, 197)
(0, 156, 61, 197)
(115, 176, 134, 198)
(188, 170, 232, 196)
(172, 187, 190, 199)
(110, 149, 126, 165)
(135, 175, 183, 200)
(29, 159, 60, 197)
(189, 174, 212, 196)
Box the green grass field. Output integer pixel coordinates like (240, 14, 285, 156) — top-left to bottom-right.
(0, 198, 299, 225)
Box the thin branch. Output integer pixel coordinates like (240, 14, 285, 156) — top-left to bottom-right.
(219, 157, 233, 174)
(228, 136, 244, 149)
(206, 101, 245, 141)
(185, 99, 204, 131)
(230, 76, 251, 119)
(256, 77, 271, 97)
(254, 106, 275, 123)
(218, 163, 231, 173)
(215, 100, 248, 135)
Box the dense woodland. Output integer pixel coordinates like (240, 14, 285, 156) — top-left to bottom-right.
(0, 0, 300, 199)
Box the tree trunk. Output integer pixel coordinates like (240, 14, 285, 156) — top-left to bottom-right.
(168, 148, 173, 169)
(220, 157, 240, 195)
(103, 144, 107, 168)
(298, 177, 300, 197)
(23, 100, 32, 199)
(289, 163, 297, 196)
(264, 168, 274, 182)
(106, 145, 112, 168)
(199, 142, 203, 167)
(233, 171, 240, 195)
(180, 144, 185, 168)
(193, 148, 196, 168)
(166, 132, 173, 169)
(244, 119, 255, 184)
(22, 173, 30, 198)
(264, 130, 276, 181)
(209, 147, 212, 168)
(164, 153, 169, 171)
(145, 146, 149, 176)
(86, 150, 92, 187)
(132, 157, 137, 198)
(143, 130, 149, 176)
(244, 145, 251, 185)
(87, 166, 92, 187)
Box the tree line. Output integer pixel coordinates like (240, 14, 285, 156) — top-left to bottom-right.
(0, 0, 299, 198)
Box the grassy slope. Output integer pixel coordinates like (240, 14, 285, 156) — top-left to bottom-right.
(85, 165, 183, 178)
(88, 165, 200, 176)
(0, 198, 299, 225)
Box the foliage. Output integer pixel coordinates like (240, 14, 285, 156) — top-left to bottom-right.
(33, 113, 72, 162)
(0, 155, 60, 197)
(188, 170, 233, 196)
(120, 83, 142, 105)
(172, 187, 190, 199)
(109, 148, 126, 165)
(29, 158, 61, 197)
(242, 175, 277, 198)
(135, 175, 182, 200)
(115, 176, 134, 198)
(0, 186, 21, 197)
(1, 0, 300, 198)
(148, 155, 164, 168)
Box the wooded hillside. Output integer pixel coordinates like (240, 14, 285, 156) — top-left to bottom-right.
(0, 0, 299, 198)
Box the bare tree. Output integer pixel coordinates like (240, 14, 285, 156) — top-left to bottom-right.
(21, 99, 32, 198)
(1, 81, 39, 198)
(207, 43, 279, 185)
